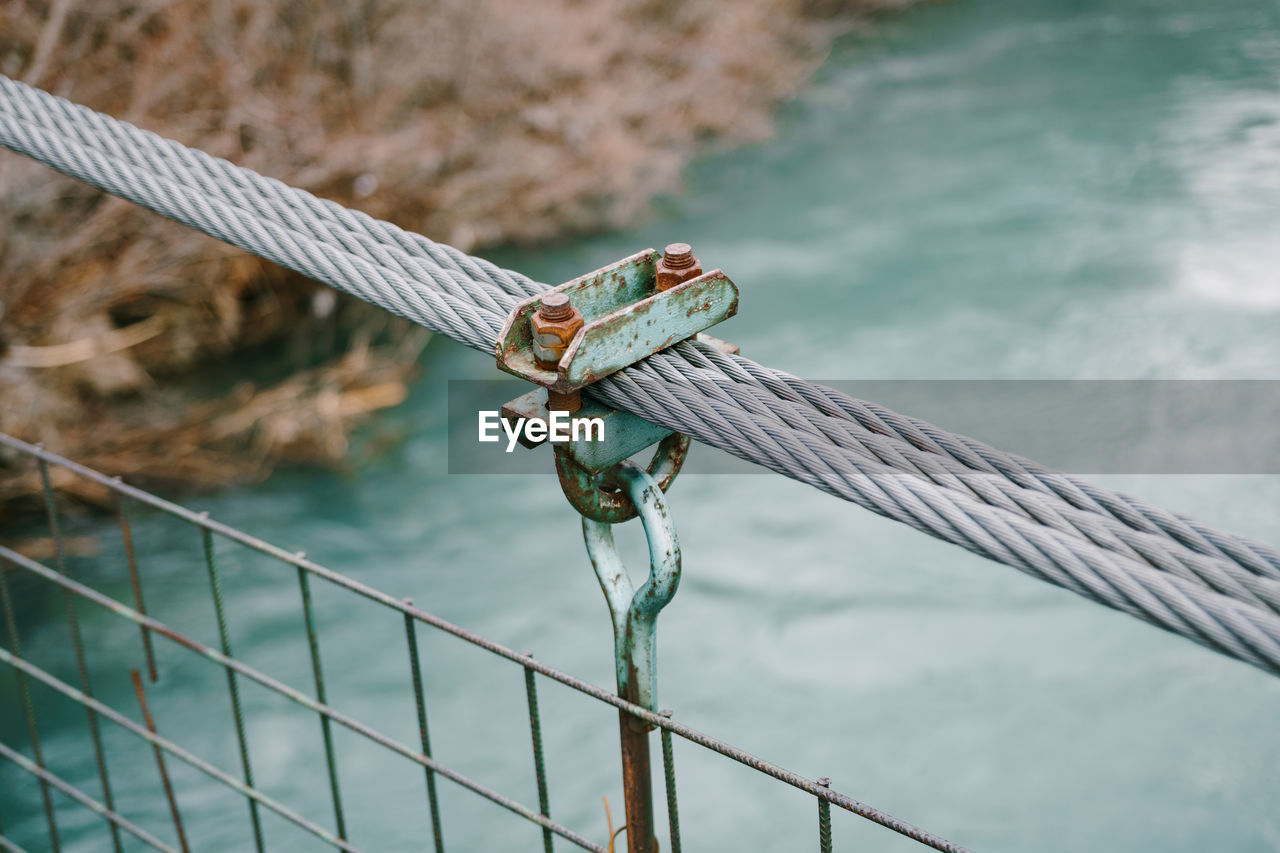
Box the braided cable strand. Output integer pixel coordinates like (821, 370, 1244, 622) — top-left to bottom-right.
(5, 76, 1280, 678)
(6, 73, 1276, 578)
(0, 111, 507, 351)
(9, 75, 1275, 595)
(0, 75, 541, 304)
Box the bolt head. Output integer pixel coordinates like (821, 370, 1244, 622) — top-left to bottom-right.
(530, 300, 584, 367)
(664, 242, 693, 263)
(538, 291, 573, 321)
(656, 243, 702, 291)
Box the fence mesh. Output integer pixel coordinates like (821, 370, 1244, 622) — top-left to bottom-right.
(0, 433, 966, 853)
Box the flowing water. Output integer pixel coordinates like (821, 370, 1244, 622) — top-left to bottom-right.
(6, 0, 1280, 849)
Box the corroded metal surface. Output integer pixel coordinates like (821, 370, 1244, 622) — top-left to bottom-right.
(655, 243, 702, 292)
(499, 249, 717, 848)
(530, 291, 585, 369)
(582, 465, 683, 853)
(554, 434, 689, 525)
(494, 249, 738, 394)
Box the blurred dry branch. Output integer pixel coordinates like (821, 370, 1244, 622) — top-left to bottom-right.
(0, 0, 904, 504)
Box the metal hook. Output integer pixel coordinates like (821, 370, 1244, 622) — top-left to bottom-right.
(581, 461, 681, 714)
(555, 432, 690, 525)
(581, 460, 680, 853)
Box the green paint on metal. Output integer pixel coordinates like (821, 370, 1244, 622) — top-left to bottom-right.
(581, 464, 681, 713)
(523, 660, 555, 853)
(403, 605, 446, 853)
(581, 463, 681, 853)
(659, 712, 682, 853)
(201, 527, 266, 853)
(296, 565, 347, 840)
(561, 270, 737, 388)
(495, 249, 738, 394)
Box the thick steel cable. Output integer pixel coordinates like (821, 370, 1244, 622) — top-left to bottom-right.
(7, 72, 1278, 584)
(7, 75, 1276, 596)
(5, 76, 1280, 678)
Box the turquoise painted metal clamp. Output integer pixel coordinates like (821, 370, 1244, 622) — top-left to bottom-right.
(497, 247, 738, 523)
(495, 248, 738, 394)
(581, 462, 681, 715)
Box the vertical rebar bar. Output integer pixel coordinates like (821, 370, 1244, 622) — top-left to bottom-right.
(200, 524, 265, 852)
(296, 561, 347, 840)
(115, 488, 158, 682)
(130, 669, 189, 853)
(0, 560, 60, 852)
(37, 458, 122, 853)
(817, 778, 832, 853)
(522, 653, 553, 853)
(403, 601, 445, 853)
(658, 711, 681, 853)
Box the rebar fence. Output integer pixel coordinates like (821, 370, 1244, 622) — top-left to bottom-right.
(0, 434, 968, 853)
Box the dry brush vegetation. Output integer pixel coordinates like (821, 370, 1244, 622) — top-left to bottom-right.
(0, 0, 908, 508)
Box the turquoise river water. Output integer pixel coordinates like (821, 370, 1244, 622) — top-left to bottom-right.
(5, 0, 1280, 850)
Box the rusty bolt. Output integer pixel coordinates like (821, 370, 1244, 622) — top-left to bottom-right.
(545, 388, 581, 414)
(530, 291, 584, 369)
(655, 242, 703, 292)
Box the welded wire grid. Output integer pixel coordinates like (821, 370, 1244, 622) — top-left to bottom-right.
(0, 434, 967, 853)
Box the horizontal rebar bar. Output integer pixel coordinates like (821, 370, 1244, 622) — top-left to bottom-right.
(0, 439, 967, 853)
(0, 544, 607, 853)
(0, 741, 176, 853)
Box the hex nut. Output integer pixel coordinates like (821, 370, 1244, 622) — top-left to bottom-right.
(655, 242, 703, 292)
(530, 293, 584, 368)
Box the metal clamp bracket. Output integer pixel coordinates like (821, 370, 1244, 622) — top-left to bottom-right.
(495, 247, 739, 395)
(497, 245, 739, 523)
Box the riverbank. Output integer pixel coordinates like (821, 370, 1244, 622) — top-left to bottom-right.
(0, 0, 912, 507)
